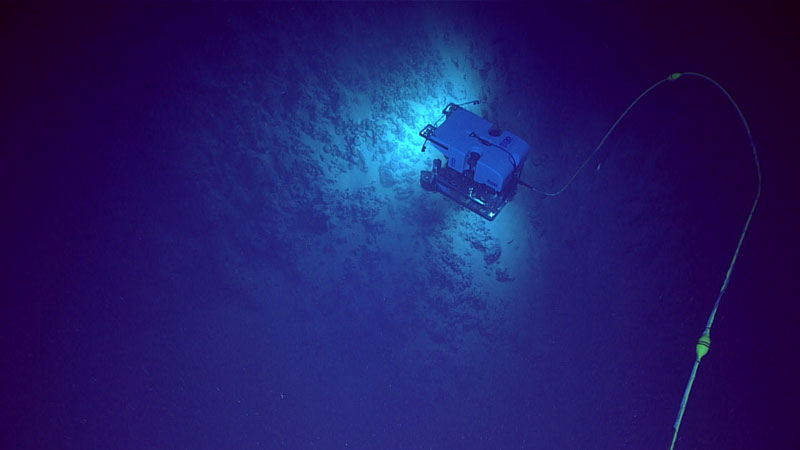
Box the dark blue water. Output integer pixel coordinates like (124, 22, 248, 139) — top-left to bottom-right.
(3, 3, 798, 449)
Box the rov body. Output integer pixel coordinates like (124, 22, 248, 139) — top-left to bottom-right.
(419, 103, 530, 220)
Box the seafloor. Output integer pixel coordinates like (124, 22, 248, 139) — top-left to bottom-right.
(3, 2, 798, 449)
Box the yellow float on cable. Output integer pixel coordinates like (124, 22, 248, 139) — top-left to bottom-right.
(696, 332, 710, 361)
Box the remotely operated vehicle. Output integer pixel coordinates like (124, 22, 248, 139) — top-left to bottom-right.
(419, 102, 530, 221)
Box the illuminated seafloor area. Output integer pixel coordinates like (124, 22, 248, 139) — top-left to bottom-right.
(3, 3, 798, 449)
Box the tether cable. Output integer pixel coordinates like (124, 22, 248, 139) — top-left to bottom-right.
(668, 72, 761, 450)
(523, 72, 762, 449)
